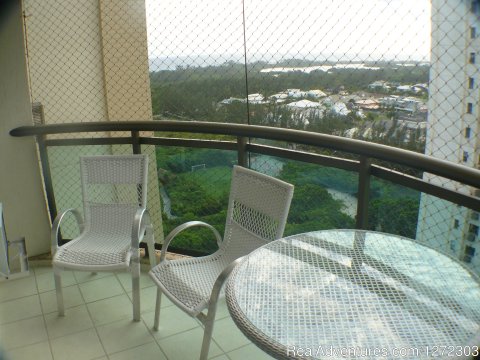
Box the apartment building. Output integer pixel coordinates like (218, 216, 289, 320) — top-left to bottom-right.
(417, 0, 480, 270)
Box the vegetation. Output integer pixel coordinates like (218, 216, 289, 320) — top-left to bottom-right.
(150, 60, 428, 254)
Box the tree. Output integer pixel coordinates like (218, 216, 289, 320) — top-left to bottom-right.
(368, 197, 419, 238)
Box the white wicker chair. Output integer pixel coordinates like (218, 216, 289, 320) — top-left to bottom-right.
(149, 165, 294, 360)
(51, 155, 156, 321)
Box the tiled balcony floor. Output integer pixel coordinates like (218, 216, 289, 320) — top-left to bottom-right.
(0, 263, 273, 360)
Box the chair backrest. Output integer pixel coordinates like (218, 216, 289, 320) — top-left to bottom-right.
(80, 155, 148, 223)
(222, 165, 294, 261)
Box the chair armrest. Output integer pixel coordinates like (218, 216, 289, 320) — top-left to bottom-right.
(51, 208, 84, 256)
(159, 221, 222, 263)
(131, 208, 153, 250)
(209, 256, 244, 304)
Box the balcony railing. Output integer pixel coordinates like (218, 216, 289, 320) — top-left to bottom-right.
(10, 120, 480, 273)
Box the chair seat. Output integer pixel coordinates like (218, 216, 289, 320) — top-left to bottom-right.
(53, 229, 132, 269)
(150, 252, 230, 316)
(54, 204, 140, 269)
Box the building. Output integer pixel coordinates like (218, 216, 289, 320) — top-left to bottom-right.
(368, 80, 391, 91)
(355, 99, 380, 111)
(416, 0, 480, 268)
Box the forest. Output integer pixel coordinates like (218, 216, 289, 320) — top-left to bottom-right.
(150, 61, 428, 254)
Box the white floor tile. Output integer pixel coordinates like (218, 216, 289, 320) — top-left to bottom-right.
(0, 295, 42, 325)
(96, 319, 154, 354)
(126, 286, 174, 315)
(115, 271, 155, 292)
(78, 275, 124, 303)
(210, 355, 230, 360)
(0, 276, 37, 303)
(5, 341, 53, 360)
(0, 316, 48, 350)
(73, 271, 112, 284)
(143, 306, 200, 339)
(0, 262, 251, 360)
(35, 271, 76, 293)
(50, 328, 105, 360)
(227, 344, 275, 360)
(32, 265, 54, 275)
(212, 316, 250, 352)
(86, 294, 133, 326)
(156, 327, 224, 360)
(39, 285, 84, 314)
(44, 304, 93, 339)
(213, 297, 230, 320)
(108, 341, 167, 360)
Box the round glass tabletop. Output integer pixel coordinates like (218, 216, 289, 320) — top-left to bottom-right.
(226, 230, 480, 359)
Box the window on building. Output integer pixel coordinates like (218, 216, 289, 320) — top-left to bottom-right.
(472, 27, 477, 39)
(467, 102, 474, 113)
(469, 77, 475, 89)
(454, 219, 460, 229)
(466, 127, 472, 138)
(463, 151, 469, 162)
(464, 246, 476, 263)
(472, 0, 480, 14)
(450, 241, 457, 252)
(470, 52, 476, 64)
(469, 224, 479, 235)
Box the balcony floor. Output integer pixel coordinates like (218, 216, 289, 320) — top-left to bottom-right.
(0, 263, 273, 360)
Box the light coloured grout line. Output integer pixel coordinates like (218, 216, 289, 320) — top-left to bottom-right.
(224, 343, 252, 359)
(138, 317, 170, 360)
(79, 268, 161, 358)
(105, 341, 148, 358)
(73, 272, 116, 286)
(35, 267, 122, 358)
(2, 265, 243, 360)
(32, 265, 56, 360)
(148, 310, 233, 360)
(79, 270, 118, 359)
(2, 337, 49, 353)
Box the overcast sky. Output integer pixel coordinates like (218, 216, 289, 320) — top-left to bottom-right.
(145, 0, 431, 63)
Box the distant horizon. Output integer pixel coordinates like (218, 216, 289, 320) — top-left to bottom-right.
(148, 54, 430, 72)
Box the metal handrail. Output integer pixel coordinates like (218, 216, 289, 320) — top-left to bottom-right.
(10, 120, 480, 189)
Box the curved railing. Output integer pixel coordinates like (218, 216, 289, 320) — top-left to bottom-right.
(11, 120, 480, 271)
(11, 120, 480, 213)
(9, 120, 480, 186)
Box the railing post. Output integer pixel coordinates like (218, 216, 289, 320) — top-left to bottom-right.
(131, 130, 144, 207)
(237, 136, 248, 167)
(355, 156, 371, 230)
(37, 134, 58, 223)
(131, 130, 141, 154)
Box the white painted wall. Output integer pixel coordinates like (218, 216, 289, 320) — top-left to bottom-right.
(0, 1, 51, 256)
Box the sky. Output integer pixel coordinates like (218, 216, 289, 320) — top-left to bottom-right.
(145, 0, 431, 63)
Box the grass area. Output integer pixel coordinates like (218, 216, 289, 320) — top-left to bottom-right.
(187, 166, 232, 200)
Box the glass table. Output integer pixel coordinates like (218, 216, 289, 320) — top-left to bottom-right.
(225, 230, 480, 359)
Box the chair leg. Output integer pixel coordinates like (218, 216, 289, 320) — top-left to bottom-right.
(199, 300, 220, 360)
(147, 235, 156, 268)
(53, 267, 65, 316)
(199, 319, 215, 360)
(132, 262, 141, 322)
(153, 288, 162, 331)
